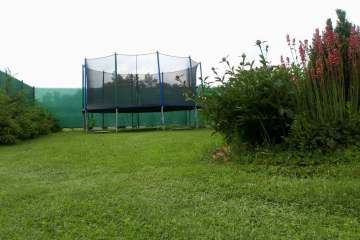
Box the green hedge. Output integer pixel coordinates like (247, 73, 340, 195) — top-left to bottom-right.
(0, 91, 60, 145)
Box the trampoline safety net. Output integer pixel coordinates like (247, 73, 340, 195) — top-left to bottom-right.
(84, 52, 199, 113)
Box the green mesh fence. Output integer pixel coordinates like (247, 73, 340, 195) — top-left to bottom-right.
(0, 70, 34, 102)
(36, 88, 201, 128)
(35, 88, 83, 128)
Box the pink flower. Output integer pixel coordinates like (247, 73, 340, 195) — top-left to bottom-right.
(323, 25, 337, 50)
(327, 49, 341, 66)
(286, 34, 291, 46)
(299, 41, 306, 65)
(315, 58, 323, 78)
(348, 26, 360, 60)
(313, 29, 323, 56)
(280, 55, 286, 67)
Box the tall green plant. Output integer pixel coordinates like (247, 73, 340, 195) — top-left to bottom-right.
(288, 9, 360, 151)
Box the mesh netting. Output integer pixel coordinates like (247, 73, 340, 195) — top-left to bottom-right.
(35, 88, 201, 128)
(0, 70, 34, 102)
(85, 52, 199, 112)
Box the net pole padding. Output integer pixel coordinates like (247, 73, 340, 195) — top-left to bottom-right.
(189, 56, 195, 128)
(114, 53, 118, 109)
(84, 59, 88, 111)
(136, 74, 139, 129)
(136, 55, 140, 128)
(102, 71, 105, 129)
(197, 62, 204, 128)
(82, 65, 84, 106)
(83, 59, 89, 132)
(199, 62, 204, 94)
(156, 51, 165, 129)
(82, 63, 85, 131)
(161, 72, 165, 128)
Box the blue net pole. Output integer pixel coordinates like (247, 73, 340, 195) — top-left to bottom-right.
(156, 51, 165, 127)
(199, 62, 204, 93)
(114, 53, 118, 110)
(114, 53, 118, 131)
(102, 71, 105, 129)
(189, 56, 199, 128)
(82, 63, 84, 130)
(84, 59, 88, 132)
(136, 55, 139, 128)
(188, 56, 194, 127)
(84, 59, 88, 111)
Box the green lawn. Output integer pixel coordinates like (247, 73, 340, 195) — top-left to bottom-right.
(0, 130, 359, 239)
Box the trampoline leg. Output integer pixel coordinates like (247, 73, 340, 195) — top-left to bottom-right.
(82, 111, 86, 131)
(195, 107, 199, 128)
(102, 113, 104, 129)
(115, 108, 118, 133)
(161, 106, 165, 129)
(131, 113, 134, 128)
(84, 110, 88, 133)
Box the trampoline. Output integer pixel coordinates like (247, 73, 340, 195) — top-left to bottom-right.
(82, 51, 202, 130)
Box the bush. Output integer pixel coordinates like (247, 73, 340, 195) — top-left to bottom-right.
(198, 43, 296, 148)
(0, 91, 60, 145)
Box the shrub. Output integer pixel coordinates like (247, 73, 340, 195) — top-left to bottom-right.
(0, 91, 60, 145)
(198, 43, 296, 148)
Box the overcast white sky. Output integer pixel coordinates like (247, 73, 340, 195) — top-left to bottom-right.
(0, 0, 359, 88)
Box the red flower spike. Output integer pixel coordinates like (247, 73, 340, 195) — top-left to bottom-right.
(286, 34, 291, 46)
(280, 55, 286, 67)
(313, 29, 323, 56)
(348, 26, 360, 60)
(299, 42, 306, 65)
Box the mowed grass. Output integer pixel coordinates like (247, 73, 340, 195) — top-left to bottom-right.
(0, 129, 360, 239)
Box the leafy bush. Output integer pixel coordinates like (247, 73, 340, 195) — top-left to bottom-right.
(198, 43, 296, 148)
(0, 91, 60, 145)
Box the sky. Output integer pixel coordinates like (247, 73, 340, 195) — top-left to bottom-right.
(0, 0, 359, 88)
